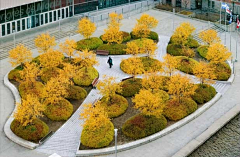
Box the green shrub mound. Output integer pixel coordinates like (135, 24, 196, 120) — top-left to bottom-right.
(153, 89, 169, 102)
(210, 62, 231, 81)
(44, 98, 73, 121)
(175, 56, 199, 74)
(97, 44, 127, 55)
(19, 81, 44, 98)
(140, 57, 162, 72)
(100, 31, 131, 43)
(100, 94, 128, 118)
(164, 98, 198, 121)
(192, 84, 216, 104)
(76, 37, 103, 50)
(73, 67, 98, 86)
(122, 114, 167, 139)
(186, 38, 199, 48)
(8, 69, 22, 81)
(81, 121, 114, 148)
(197, 45, 209, 59)
(167, 44, 183, 56)
(10, 118, 49, 142)
(130, 31, 159, 41)
(41, 67, 62, 83)
(119, 78, 142, 97)
(67, 85, 87, 100)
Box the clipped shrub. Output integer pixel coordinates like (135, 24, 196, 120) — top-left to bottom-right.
(210, 62, 231, 81)
(122, 114, 167, 139)
(130, 31, 159, 41)
(44, 98, 73, 121)
(122, 31, 132, 42)
(73, 67, 98, 86)
(186, 38, 199, 48)
(97, 44, 127, 55)
(175, 56, 199, 74)
(81, 121, 114, 148)
(41, 67, 62, 83)
(140, 56, 162, 72)
(119, 78, 142, 97)
(192, 84, 216, 104)
(76, 37, 103, 50)
(19, 81, 44, 98)
(167, 44, 183, 56)
(8, 69, 22, 81)
(100, 94, 128, 118)
(197, 45, 209, 59)
(10, 118, 49, 142)
(67, 85, 87, 100)
(164, 98, 198, 121)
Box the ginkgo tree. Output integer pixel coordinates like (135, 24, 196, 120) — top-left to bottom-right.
(206, 43, 231, 64)
(193, 61, 216, 85)
(96, 75, 122, 102)
(132, 89, 166, 117)
(34, 33, 56, 53)
(8, 44, 32, 69)
(168, 74, 197, 103)
(121, 57, 145, 78)
(141, 39, 157, 58)
(142, 72, 168, 91)
(162, 54, 178, 76)
(199, 29, 220, 45)
(125, 41, 140, 55)
(74, 49, 99, 70)
(19, 62, 40, 85)
(39, 49, 64, 69)
(14, 94, 45, 126)
(78, 17, 96, 39)
(59, 39, 77, 60)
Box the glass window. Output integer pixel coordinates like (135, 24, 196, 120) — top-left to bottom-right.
(36, 2, 42, 14)
(55, 0, 62, 9)
(69, 6, 73, 17)
(41, 14, 44, 25)
(22, 19, 26, 30)
(62, 0, 67, 7)
(0, 10, 5, 24)
(28, 3, 35, 16)
(66, 8, 69, 17)
(7, 23, 11, 34)
(62, 9, 65, 19)
(31, 16, 36, 28)
(67, 0, 73, 6)
(2, 24, 6, 36)
(42, 0, 49, 12)
(21, 5, 28, 18)
(49, 12, 53, 22)
(45, 13, 48, 24)
(49, 0, 55, 10)
(58, 10, 61, 19)
(6, 8, 14, 22)
(54, 11, 57, 21)
(12, 22, 16, 32)
(27, 18, 31, 29)
(17, 20, 21, 31)
(212, 1, 215, 8)
(14, 6, 21, 20)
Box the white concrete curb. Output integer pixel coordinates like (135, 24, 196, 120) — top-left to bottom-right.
(172, 104, 240, 157)
(76, 93, 222, 156)
(3, 72, 39, 149)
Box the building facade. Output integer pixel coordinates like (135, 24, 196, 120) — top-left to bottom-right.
(0, 0, 140, 37)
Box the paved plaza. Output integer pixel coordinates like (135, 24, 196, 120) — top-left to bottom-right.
(0, 8, 240, 157)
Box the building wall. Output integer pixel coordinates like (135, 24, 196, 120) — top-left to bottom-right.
(0, 0, 43, 10)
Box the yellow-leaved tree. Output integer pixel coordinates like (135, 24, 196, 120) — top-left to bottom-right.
(142, 72, 168, 91)
(39, 49, 64, 69)
(193, 61, 216, 85)
(168, 74, 197, 103)
(8, 44, 32, 68)
(19, 62, 40, 84)
(132, 23, 150, 39)
(121, 57, 145, 78)
(62, 63, 80, 81)
(96, 75, 122, 102)
(132, 89, 166, 117)
(78, 17, 96, 39)
(74, 49, 99, 69)
(14, 94, 45, 126)
(42, 75, 70, 104)
(199, 29, 220, 45)
(141, 39, 157, 58)
(108, 12, 123, 28)
(124, 41, 140, 55)
(162, 54, 178, 76)
(59, 39, 77, 60)
(206, 43, 231, 64)
(35, 33, 56, 53)
(171, 22, 195, 47)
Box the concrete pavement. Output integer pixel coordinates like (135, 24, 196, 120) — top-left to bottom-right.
(0, 9, 240, 157)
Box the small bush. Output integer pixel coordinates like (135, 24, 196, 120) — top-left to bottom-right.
(97, 44, 127, 55)
(192, 84, 216, 104)
(140, 56, 162, 72)
(130, 31, 159, 41)
(40, 67, 62, 83)
(76, 37, 103, 50)
(100, 94, 128, 118)
(175, 56, 199, 74)
(73, 67, 98, 86)
(44, 98, 73, 121)
(122, 114, 167, 139)
(8, 69, 22, 81)
(197, 45, 209, 59)
(167, 44, 183, 56)
(164, 98, 198, 121)
(19, 81, 44, 98)
(66, 85, 87, 100)
(187, 38, 199, 48)
(10, 118, 49, 142)
(210, 62, 231, 81)
(81, 121, 114, 148)
(179, 10, 193, 15)
(119, 78, 142, 97)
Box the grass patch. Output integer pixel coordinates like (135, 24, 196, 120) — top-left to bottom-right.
(76, 37, 103, 50)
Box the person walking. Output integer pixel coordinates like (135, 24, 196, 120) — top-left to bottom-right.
(107, 57, 113, 68)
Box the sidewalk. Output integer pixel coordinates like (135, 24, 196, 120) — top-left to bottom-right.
(0, 9, 239, 157)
